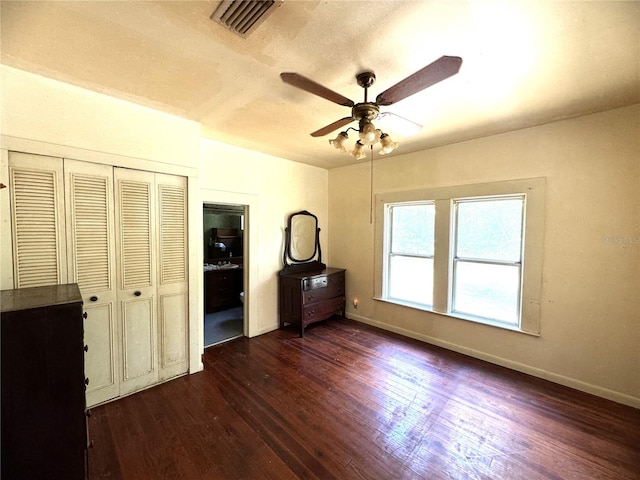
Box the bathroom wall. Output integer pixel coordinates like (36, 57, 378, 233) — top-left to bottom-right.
(203, 209, 243, 259)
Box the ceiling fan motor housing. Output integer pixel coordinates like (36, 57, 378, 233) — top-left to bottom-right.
(352, 103, 380, 122)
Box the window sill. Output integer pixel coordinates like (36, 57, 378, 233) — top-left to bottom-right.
(372, 296, 540, 337)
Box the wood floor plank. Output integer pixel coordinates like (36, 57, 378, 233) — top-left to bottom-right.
(88, 318, 640, 479)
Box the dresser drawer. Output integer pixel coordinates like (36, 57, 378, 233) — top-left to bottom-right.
(302, 270, 344, 290)
(302, 295, 345, 325)
(302, 278, 344, 305)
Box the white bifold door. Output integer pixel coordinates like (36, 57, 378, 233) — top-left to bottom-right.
(8, 152, 189, 407)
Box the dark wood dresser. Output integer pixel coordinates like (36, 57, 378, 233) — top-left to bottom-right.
(279, 268, 346, 337)
(1, 283, 88, 480)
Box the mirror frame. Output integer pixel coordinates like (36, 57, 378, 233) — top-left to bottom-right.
(281, 210, 326, 274)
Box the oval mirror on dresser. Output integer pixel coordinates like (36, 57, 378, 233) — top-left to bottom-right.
(279, 210, 345, 337)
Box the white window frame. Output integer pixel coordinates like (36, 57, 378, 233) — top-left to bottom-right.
(374, 178, 545, 335)
(451, 194, 525, 325)
(384, 201, 436, 308)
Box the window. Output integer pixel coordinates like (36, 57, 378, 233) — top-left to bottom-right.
(386, 203, 435, 307)
(375, 178, 545, 335)
(452, 196, 524, 325)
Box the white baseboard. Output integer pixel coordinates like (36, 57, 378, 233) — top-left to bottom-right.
(347, 313, 640, 409)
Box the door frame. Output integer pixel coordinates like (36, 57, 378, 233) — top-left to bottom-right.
(203, 201, 247, 344)
(199, 189, 259, 347)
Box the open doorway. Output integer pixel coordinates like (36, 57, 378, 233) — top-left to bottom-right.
(203, 203, 245, 347)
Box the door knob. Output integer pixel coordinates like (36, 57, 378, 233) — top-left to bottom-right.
(82, 312, 88, 319)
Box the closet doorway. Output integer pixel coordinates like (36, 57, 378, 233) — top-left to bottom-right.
(203, 203, 246, 347)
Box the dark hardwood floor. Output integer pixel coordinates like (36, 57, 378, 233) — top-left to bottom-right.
(88, 318, 640, 480)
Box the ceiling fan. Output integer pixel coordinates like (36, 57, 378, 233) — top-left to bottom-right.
(280, 55, 462, 158)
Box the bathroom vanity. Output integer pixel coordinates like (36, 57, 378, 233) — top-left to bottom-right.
(204, 261, 243, 313)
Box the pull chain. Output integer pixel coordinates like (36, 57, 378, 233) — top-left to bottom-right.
(369, 145, 374, 224)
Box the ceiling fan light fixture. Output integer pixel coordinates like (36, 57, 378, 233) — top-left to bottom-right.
(350, 141, 367, 160)
(374, 128, 382, 141)
(359, 120, 380, 145)
(329, 131, 349, 152)
(379, 133, 399, 155)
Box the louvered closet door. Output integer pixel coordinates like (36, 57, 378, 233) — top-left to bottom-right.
(8, 152, 66, 288)
(114, 168, 158, 396)
(64, 159, 119, 406)
(156, 174, 189, 381)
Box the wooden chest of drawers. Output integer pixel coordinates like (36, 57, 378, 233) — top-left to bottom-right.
(1, 284, 88, 480)
(279, 268, 346, 337)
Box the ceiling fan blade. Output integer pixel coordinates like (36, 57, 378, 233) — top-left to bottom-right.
(281, 72, 355, 107)
(377, 112, 423, 136)
(310, 117, 354, 137)
(375, 56, 462, 106)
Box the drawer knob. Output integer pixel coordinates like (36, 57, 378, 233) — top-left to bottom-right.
(85, 377, 90, 386)
(134, 290, 142, 297)
(82, 311, 88, 319)
(84, 345, 89, 352)
(90, 295, 98, 302)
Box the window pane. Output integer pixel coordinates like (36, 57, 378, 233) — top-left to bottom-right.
(456, 198, 523, 261)
(388, 256, 433, 306)
(453, 261, 520, 324)
(391, 204, 434, 256)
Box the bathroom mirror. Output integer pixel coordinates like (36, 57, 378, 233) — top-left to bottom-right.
(281, 210, 325, 274)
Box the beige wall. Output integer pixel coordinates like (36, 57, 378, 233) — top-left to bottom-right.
(0, 65, 329, 371)
(1, 65, 200, 372)
(3, 64, 637, 407)
(1, 65, 200, 168)
(199, 138, 329, 337)
(328, 104, 640, 407)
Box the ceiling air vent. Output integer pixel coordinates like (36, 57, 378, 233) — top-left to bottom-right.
(211, 0, 283, 38)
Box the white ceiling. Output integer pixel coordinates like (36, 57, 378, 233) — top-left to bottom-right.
(1, 1, 639, 169)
